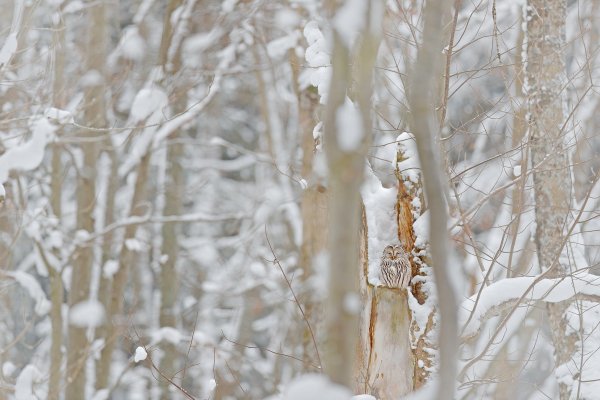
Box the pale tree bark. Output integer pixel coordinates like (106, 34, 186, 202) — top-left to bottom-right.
(48, 7, 65, 400)
(65, 3, 106, 398)
(406, 0, 457, 398)
(323, 0, 382, 387)
(95, 152, 151, 390)
(355, 145, 430, 398)
(157, 0, 185, 395)
(290, 50, 326, 372)
(526, 2, 575, 399)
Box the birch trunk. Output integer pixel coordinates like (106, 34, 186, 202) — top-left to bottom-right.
(323, 1, 381, 387)
(65, 3, 106, 398)
(48, 7, 65, 399)
(526, 2, 575, 399)
(406, 0, 457, 397)
(157, 0, 185, 395)
(95, 152, 151, 390)
(290, 50, 326, 372)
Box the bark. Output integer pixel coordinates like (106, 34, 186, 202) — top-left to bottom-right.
(323, 2, 381, 387)
(355, 206, 414, 398)
(406, 0, 457, 398)
(65, 3, 106, 398)
(48, 8, 65, 399)
(290, 49, 327, 372)
(95, 152, 151, 390)
(526, 1, 575, 399)
(157, 0, 185, 396)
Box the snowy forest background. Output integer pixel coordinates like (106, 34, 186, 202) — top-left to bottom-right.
(1, 0, 600, 399)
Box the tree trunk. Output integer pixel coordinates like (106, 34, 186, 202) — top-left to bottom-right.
(526, 1, 575, 399)
(323, 1, 381, 387)
(48, 7, 65, 400)
(95, 152, 151, 390)
(65, 3, 106, 398)
(290, 49, 326, 372)
(406, 0, 457, 397)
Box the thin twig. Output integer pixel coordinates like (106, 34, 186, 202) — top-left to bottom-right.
(264, 226, 322, 370)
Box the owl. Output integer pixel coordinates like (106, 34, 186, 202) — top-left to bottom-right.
(379, 244, 411, 289)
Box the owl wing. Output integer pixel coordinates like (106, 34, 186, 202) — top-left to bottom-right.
(400, 257, 411, 289)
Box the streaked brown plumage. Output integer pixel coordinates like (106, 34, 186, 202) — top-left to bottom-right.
(379, 244, 411, 289)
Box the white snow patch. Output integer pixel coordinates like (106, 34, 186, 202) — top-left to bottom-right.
(397, 132, 421, 185)
(15, 365, 41, 400)
(282, 374, 352, 400)
(80, 70, 103, 87)
(299, 21, 331, 103)
(333, 0, 367, 48)
(130, 86, 168, 124)
(134, 346, 147, 363)
(45, 107, 74, 124)
(69, 300, 106, 328)
(267, 31, 300, 60)
(207, 378, 217, 391)
(351, 396, 376, 400)
(459, 271, 600, 339)
(91, 389, 110, 400)
(221, 0, 237, 12)
(361, 164, 398, 285)
(336, 98, 363, 151)
(125, 238, 144, 252)
(152, 326, 182, 345)
(0, 117, 56, 183)
(10, 271, 51, 315)
(63, 0, 84, 13)
(513, 165, 521, 177)
(2, 361, 16, 377)
(102, 260, 119, 279)
(413, 211, 430, 248)
(0, 33, 17, 67)
(120, 26, 146, 61)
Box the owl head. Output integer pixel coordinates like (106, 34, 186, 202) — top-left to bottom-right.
(383, 244, 403, 260)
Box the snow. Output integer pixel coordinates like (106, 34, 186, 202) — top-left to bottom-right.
(125, 238, 144, 252)
(396, 132, 421, 186)
(119, 26, 146, 62)
(80, 70, 103, 87)
(0, 117, 56, 183)
(0, 183, 5, 199)
(130, 86, 168, 124)
(282, 374, 353, 400)
(15, 364, 41, 400)
(361, 163, 399, 285)
(299, 21, 331, 103)
(413, 211, 430, 248)
(336, 98, 363, 151)
(45, 107, 74, 124)
(207, 378, 217, 391)
(134, 346, 147, 363)
(333, 0, 367, 48)
(459, 271, 600, 339)
(103, 260, 119, 279)
(513, 165, 521, 177)
(267, 31, 300, 60)
(9, 271, 51, 316)
(63, 0, 84, 13)
(0, 33, 17, 67)
(151, 326, 182, 345)
(69, 300, 106, 328)
(221, 0, 237, 13)
(2, 361, 16, 377)
(351, 396, 376, 400)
